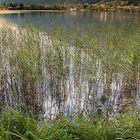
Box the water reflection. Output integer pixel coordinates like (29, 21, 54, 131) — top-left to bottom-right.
(100, 12, 107, 22)
(0, 11, 140, 29)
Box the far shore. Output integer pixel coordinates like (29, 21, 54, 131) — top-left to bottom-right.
(0, 5, 140, 15)
(0, 10, 68, 14)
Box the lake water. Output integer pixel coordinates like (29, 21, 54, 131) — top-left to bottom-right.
(0, 11, 140, 30)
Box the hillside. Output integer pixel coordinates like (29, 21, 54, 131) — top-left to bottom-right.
(0, 0, 100, 4)
(0, 0, 140, 11)
(0, 0, 140, 5)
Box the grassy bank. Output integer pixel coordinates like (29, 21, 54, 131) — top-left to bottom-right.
(1, 108, 140, 140)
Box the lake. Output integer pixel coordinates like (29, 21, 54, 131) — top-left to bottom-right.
(0, 11, 140, 30)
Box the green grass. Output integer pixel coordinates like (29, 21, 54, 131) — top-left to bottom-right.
(0, 24, 140, 139)
(0, 109, 140, 140)
(0, 24, 140, 116)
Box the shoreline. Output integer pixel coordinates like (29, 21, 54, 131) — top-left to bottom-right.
(0, 10, 68, 14)
(0, 5, 140, 14)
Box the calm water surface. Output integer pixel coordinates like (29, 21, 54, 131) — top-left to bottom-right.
(0, 11, 140, 30)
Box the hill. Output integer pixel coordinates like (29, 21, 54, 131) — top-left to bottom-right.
(0, 0, 100, 4)
(0, 0, 140, 5)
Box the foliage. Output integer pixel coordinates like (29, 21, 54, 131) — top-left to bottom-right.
(0, 24, 140, 119)
(0, 109, 140, 139)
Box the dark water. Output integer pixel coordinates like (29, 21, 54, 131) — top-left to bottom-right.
(0, 11, 140, 30)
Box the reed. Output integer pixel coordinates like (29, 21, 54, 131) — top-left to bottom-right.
(0, 24, 140, 120)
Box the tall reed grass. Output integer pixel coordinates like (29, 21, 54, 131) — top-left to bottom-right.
(0, 24, 140, 120)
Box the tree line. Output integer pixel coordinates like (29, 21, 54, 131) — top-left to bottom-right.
(0, 3, 93, 10)
(0, 3, 69, 10)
